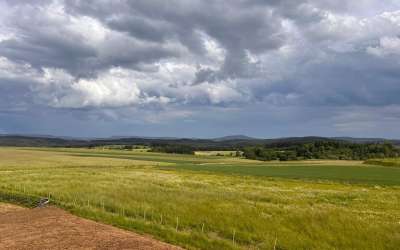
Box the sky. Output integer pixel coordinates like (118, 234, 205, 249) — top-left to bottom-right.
(0, 0, 400, 138)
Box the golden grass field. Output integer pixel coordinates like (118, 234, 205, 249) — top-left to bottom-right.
(1, 147, 400, 249)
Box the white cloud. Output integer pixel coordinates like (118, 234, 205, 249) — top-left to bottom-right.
(0, 57, 37, 79)
(198, 30, 226, 68)
(367, 36, 400, 57)
(204, 81, 243, 104)
(51, 68, 141, 108)
(0, 56, 249, 109)
(295, 9, 400, 53)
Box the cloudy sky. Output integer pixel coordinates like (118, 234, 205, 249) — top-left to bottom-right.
(0, 0, 400, 138)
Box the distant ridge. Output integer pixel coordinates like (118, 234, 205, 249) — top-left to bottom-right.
(0, 134, 399, 147)
(212, 135, 256, 141)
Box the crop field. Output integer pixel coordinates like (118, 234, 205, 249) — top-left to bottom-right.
(1, 147, 400, 249)
(194, 151, 239, 156)
(364, 158, 400, 168)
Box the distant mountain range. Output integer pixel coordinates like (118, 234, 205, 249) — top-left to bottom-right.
(0, 134, 399, 148)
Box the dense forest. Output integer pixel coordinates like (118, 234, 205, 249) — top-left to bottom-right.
(141, 140, 400, 161)
(242, 141, 400, 161)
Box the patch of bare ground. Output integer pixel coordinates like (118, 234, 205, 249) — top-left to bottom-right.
(0, 203, 27, 214)
(0, 205, 182, 250)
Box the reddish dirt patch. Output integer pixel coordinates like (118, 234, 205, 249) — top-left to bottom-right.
(0, 205, 182, 250)
(0, 203, 26, 213)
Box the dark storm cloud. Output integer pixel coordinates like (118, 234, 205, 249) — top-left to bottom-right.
(0, 1, 182, 76)
(0, 0, 400, 137)
(64, 0, 287, 79)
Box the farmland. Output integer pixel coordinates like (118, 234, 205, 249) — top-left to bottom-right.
(364, 158, 400, 168)
(194, 151, 239, 156)
(1, 147, 400, 249)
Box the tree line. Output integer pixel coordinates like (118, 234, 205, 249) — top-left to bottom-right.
(144, 140, 400, 161)
(242, 141, 400, 161)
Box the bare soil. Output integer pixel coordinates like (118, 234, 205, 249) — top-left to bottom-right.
(0, 204, 182, 250)
(0, 203, 26, 213)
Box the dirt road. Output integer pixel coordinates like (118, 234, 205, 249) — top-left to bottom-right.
(0, 203, 182, 250)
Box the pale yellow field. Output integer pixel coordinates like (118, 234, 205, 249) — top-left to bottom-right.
(194, 151, 239, 156)
(0, 147, 172, 170)
(1, 147, 400, 250)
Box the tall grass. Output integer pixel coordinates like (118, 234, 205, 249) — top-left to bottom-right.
(0, 147, 400, 249)
(364, 158, 400, 168)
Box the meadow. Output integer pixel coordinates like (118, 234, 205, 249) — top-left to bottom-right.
(1, 147, 400, 249)
(194, 151, 239, 156)
(364, 158, 400, 168)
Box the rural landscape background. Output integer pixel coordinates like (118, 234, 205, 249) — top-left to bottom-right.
(1, 135, 400, 249)
(1, 0, 400, 249)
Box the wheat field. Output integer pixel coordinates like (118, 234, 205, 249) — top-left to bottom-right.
(1, 147, 399, 249)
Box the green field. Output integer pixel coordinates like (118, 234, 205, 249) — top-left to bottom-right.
(364, 158, 400, 168)
(1, 147, 400, 249)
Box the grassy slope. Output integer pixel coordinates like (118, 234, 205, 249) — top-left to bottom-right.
(0, 147, 400, 249)
(364, 158, 400, 168)
(29, 147, 400, 186)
